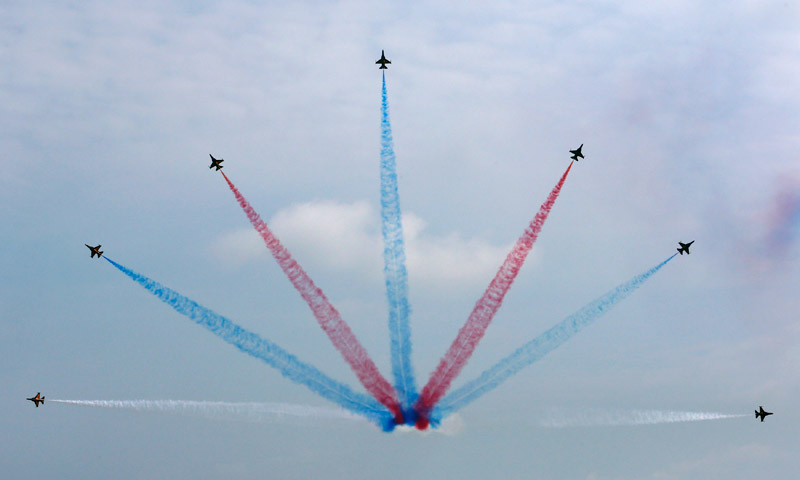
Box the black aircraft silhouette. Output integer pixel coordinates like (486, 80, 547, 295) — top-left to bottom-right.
(677, 240, 694, 255)
(569, 144, 584, 161)
(27, 392, 45, 408)
(755, 406, 773, 422)
(376, 50, 391, 69)
(209, 154, 224, 171)
(85, 244, 103, 258)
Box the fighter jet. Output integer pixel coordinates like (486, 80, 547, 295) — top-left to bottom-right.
(677, 240, 694, 255)
(209, 154, 224, 171)
(755, 406, 773, 422)
(85, 244, 103, 258)
(569, 144, 584, 161)
(376, 50, 391, 69)
(27, 392, 45, 408)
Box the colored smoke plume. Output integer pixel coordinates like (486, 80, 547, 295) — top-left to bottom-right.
(434, 254, 676, 420)
(220, 171, 402, 422)
(416, 162, 574, 425)
(104, 257, 394, 428)
(380, 71, 417, 414)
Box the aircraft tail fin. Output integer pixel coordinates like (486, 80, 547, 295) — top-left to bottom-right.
(755, 409, 759, 418)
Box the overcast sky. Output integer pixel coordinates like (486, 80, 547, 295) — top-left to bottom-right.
(2, 1, 799, 478)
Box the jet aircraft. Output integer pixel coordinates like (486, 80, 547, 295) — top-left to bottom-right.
(677, 240, 694, 255)
(569, 144, 584, 161)
(209, 154, 224, 171)
(376, 50, 391, 69)
(755, 406, 773, 422)
(27, 392, 45, 408)
(85, 244, 103, 258)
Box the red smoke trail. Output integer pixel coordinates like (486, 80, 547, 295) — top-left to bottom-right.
(220, 171, 403, 422)
(415, 162, 573, 427)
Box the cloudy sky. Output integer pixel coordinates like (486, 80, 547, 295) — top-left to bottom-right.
(2, 1, 799, 478)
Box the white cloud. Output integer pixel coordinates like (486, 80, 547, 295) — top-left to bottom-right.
(212, 199, 516, 290)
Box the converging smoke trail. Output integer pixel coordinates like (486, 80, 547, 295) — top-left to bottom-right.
(416, 162, 574, 425)
(219, 172, 403, 423)
(381, 71, 417, 414)
(433, 254, 677, 421)
(103, 257, 394, 429)
(538, 409, 748, 428)
(50, 399, 363, 424)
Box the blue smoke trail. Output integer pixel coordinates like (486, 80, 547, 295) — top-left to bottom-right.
(433, 254, 677, 421)
(381, 71, 417, 416)
(104, 257, 395, 429)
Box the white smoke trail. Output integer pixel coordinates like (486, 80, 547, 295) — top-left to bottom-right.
(539, 409, 748, 428)
(49, 399, 363, 424)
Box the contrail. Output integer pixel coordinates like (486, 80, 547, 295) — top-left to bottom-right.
(220, 171, 403, 423)
(433, 254, 677, 421)
(416, 162, 574, 426)
(49, 399, 363, 423)
(103, 257, 394, 429)
(380, 71, 417, 415)
(538, 409, 749, 428)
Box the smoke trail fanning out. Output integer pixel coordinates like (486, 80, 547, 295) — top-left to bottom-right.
(539, 409, 748, 428)
(416, 162, 574, 424)
(50, 399, 362, 423)
(103, 257, 394, 429)
(380, 71, 417, 414)
(219, 172, 402, 423)
(433, 254, 677, 421)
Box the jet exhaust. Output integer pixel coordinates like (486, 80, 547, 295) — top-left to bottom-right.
(538, 409, 749, 428)
(220, 171, 403, 424)
(102, 257, 394, 429)
(49, 399, 362, 423)
(433, 254, 677, 421)
(380, 71, 417, 418)
(415, 162, 573, 428)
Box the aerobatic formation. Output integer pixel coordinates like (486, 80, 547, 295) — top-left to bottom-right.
(35, 51, 766, 432)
